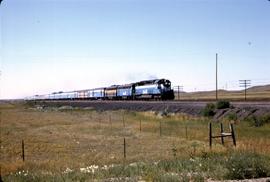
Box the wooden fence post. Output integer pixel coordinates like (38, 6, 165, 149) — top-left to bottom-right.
(22, 140, 25, 162)
(231, 124, 236, 146)
(123, 138, 126, 159)
(220, 123, 224, 145)
(209, 123, 212, 148)
(210, 123, 236, 148)
(0, 166, 3, 182)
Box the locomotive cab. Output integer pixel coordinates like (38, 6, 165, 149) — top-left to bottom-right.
(158, 79, 174, 100)
(158, 79, 171, 91)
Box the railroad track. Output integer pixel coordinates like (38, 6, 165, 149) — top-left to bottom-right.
(34, 100, 270, 116)
(38, 100, 270, 107)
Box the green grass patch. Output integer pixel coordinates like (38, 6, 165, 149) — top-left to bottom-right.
(4, 151, 270, 181)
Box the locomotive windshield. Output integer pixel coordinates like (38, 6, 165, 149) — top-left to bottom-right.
(163, 80, 171, 88)
(158, 79, 171, 92)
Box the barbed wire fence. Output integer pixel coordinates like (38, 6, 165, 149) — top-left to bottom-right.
(2, 114, 269, 170)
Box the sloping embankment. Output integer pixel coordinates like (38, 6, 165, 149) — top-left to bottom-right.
(31, 100, 270, 120)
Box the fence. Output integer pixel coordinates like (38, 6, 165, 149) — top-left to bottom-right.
(2, 113, 270, 175)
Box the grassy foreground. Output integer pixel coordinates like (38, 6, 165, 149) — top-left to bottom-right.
(1, 101, 270, 181)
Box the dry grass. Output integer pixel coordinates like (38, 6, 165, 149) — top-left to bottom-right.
(1, 101, 270, 179)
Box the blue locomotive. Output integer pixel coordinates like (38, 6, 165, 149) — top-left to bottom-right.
(28, 79, 175, 100)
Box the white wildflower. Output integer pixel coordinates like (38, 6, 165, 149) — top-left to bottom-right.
(80, 168, 87, 173)
(101, 165, 108, 170)
(129, 162, 137, 167)
(80, 165, 99, 174)
(64, 167, 73, 174)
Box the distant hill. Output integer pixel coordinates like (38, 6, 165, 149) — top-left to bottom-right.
(175, 84, 270, 101)
(246, 84, 270, 92)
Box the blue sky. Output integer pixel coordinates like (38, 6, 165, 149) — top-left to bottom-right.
(1, 0, 270, 99)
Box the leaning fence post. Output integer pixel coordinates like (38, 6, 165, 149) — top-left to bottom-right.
(22, 140, 25, 162)
(123, 138, 126, 159)
(220, 123, 224, 145)
(231, 124, 236, 146)
(209, 123, 212, 148)
(0, 166, 3, 182)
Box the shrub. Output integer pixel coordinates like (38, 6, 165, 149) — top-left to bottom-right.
(202, 103, 216, 117)
(226, 152, 270, 179)
(226, 113, 237, 121)
(246, 114, 270, 127)
(246, 116, 261, 127)
(216, 100, 230, 109)
(260, 113, 270, 125)
(202, 101, 232, 117)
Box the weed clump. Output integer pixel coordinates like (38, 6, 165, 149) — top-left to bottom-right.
(226, 152, 270, 179)
(202, 101, 231, 117)
(216, 100, 231, 109)
(226, 113, 238, 121)
(202, 103, 216, 117)
(245, 114, 270, 127)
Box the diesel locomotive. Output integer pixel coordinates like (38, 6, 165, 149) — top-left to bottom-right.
(28, 79, 175, 100)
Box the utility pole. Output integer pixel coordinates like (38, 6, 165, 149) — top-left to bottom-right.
(178, 86, 180, 99)
(174, 86, 183, 100)
(239, 80, 251, 101)
(178, 86, 183, 100)
(216, 53, 218, 101)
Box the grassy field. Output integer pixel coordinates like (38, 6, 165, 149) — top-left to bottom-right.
(1, 101, 270, 181)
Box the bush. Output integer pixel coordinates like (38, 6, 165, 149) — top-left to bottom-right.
(246, 114, 270, 127)
(202, 103, 216, 117)
(226, 152, 270, 179)
(260, 114, 270, 125)
(202, 101, 231, 117)
(226, 113, 237, 121)
(216, 100, 230, 109)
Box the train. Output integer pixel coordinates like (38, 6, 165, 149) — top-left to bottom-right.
(27, 79, 175, 101)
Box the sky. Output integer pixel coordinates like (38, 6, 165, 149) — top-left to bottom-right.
(1, 0, 270, 99)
